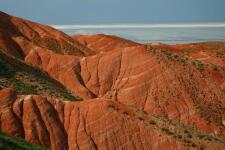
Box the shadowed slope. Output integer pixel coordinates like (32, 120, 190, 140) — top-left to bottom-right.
(0, 132, 48, 150)
(24, 48, 96, 100)
(0, 49, 78, 100)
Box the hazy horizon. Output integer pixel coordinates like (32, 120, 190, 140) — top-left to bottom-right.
(55, 25, 225, 44)
(1, 0, 225, 24)
(51, 22, 225, 30)
(1, 0, 225, 44)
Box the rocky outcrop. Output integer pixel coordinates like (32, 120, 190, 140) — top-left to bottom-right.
(1, 88, 225, 150)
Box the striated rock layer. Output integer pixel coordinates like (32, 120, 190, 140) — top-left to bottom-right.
(73, 34, 141, 53)
(25, 43, 225, 138)
(1, 88, 225, 150)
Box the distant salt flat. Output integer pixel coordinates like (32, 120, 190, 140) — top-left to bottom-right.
(51, 23, 225, 30)
(51, 23, 225, 44)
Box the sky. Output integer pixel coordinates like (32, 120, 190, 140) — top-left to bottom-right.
(0, 0, 225, 25)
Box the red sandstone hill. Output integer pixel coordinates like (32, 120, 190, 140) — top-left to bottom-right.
(149, 42, 225, 67)
(73, 34, 141, 53)
(0, 12, 225, 150)
(25, 43, 225, 138)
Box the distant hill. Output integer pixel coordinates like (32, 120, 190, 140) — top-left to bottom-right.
(73, 34, 141, 53)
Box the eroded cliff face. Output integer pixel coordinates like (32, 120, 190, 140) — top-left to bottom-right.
(1, 88, 225, 150)
(25, 44, 225, 138)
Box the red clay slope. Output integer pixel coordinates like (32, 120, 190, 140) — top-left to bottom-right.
(25, 43, 225, 139)
(25, 48, 96, 100)
(150, 42, 225, 67)
(73, 34, 141, 53)
(0, 11, 93, 58)
(1, 88, 225, 150)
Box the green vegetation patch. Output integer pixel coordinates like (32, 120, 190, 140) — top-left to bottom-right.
(192, 60, 205, 71)
(161, 127, 174, 135)
(44, 37, 62, 54)
(0, 50, 79, 101)
(107, 103, 225, 148)
(149, 47, 225, 72)
(149, 119, 157, 125)
(0, 132, 48, 150)
(195, 132, 225, 144)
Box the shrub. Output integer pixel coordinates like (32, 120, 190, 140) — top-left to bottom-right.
(192, 60, 205, 71)
(108, 104, 117, 111)
(212, 64, 220, 71)
(175, 134, 182, 139)
(161, 127, 173, 135)
(138, 116, 144, 121)
(139, 109, 148, 115)
(0, 50, 78, 100)
(184, 130, 192, 138)
(149, 119, 156, 125)
(123, 111, 129, 115)
(179, 57, 187, 63)
(164, 51, 173, 59)
(191, 143, 197, 147)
